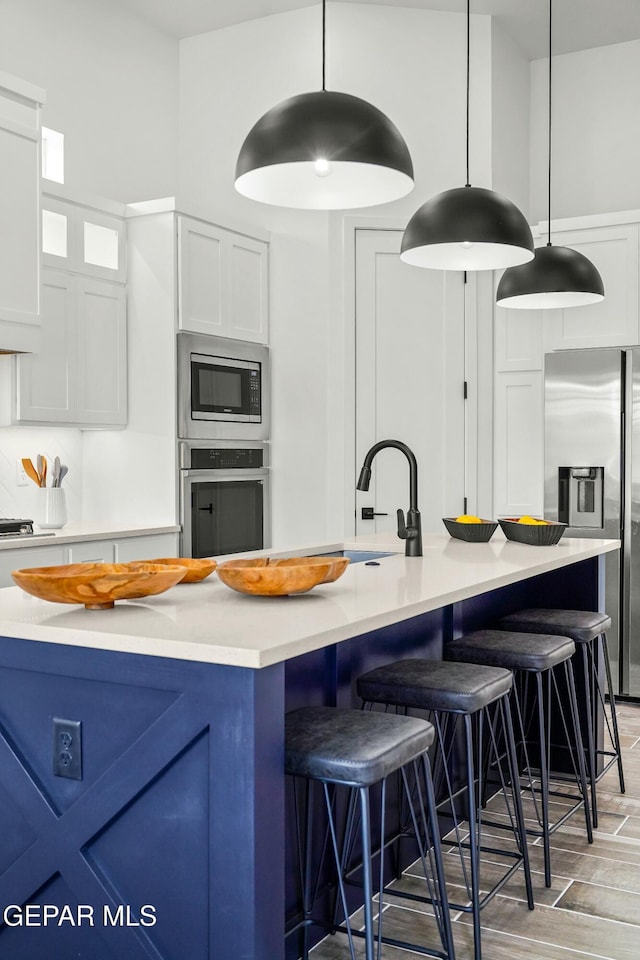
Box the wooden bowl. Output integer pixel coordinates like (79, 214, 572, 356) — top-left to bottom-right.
(271, 556, 350, 583)
(216, 557, 336, 596)
(11, 562, 187, 609)
(142, 557, 217, 583)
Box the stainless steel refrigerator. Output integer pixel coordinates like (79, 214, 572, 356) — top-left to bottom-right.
(545, 347, 640, 697)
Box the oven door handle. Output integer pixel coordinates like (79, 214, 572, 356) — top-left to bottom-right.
(181, 469, 270, 481)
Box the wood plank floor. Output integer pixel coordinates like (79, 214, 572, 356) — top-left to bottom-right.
(311, 702, 640, 960)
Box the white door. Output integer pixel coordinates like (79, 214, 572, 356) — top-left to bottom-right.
(355, 229, 466, 538)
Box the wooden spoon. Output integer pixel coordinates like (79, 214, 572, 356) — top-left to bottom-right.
(41, 455, 47, 487)
(22, 458, 41, 487)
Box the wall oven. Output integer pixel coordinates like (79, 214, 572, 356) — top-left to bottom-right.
(177, 332, 270, 440)
(179, 441, 270, 559)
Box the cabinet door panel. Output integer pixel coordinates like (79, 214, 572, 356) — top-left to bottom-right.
(114, 534, 179, 562)
(67, 540, 115, 564)
(495, 303, 543, 372)
(15, 269, 75, 422)
(0, 545, 67, 588)
(228, 236, 268, 343)
(76, 278, 127, 425)
(543, 224, 639, 350)
(494, 371, 543, 518)
(0, 127, 39, 321)
(178, 218, 224, 335)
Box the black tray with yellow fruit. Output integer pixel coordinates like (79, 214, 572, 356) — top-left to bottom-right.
(442, 515, 498, 542)
(498, 516, 567, 546)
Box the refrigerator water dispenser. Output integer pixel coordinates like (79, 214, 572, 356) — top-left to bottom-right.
(558, 467, 604, 528)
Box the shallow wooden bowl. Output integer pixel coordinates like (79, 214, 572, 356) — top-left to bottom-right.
(271, 556, 350, 583)
(216, 557, 335, 596)
(142, 557, 217, 583)
(11, 562, 187, 609)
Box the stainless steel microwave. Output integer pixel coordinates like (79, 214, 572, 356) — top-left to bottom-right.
(177, 332, 270, 440)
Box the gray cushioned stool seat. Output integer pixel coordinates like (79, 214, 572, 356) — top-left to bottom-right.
(446, 629, 576, 672)
(285, 705, 435, 787)
(499, 608, 611, 644)
(356, 658, 512, 714)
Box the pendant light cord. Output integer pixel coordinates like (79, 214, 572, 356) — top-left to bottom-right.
(547, 0, 552, 245)
(466, 0, 470, 186)
(322, 0, 326, 91)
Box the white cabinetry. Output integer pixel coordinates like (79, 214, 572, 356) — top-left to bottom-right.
(0, 72, 45, 353)
(15, 189, 127, 428)
(15, 268, 126, 426)
(178, 216, 268, 343)
(543, 223, 639, 351)
(0, 531, 179, 588)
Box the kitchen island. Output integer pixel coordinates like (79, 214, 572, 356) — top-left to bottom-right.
(0, 532, 619, 959)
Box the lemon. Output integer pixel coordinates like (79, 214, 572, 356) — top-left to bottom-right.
(518, 516, 546, 525)
(455, 514, 482, 524)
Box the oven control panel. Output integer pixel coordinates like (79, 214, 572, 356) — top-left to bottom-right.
(190, 447, 264, 470)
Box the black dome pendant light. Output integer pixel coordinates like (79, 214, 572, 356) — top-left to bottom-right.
(400, 0, 534, 270)
(234, 0, 414, 210)
(496, 0, 604, 308)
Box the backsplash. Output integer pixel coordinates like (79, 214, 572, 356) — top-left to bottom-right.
(0, 427, 82, 522)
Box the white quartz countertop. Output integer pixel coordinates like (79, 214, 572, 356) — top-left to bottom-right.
(0, 521, 180, 550)
(0, 532, 619, 668)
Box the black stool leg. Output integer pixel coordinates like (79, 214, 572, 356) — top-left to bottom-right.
(302, 781, 314, 960)
(563, 661, 594, 845)
(578, 642, 599, 827)
(535, 671, 553, 888)
(416, 755, 457, 960)
(464, 712, 482, 960)
(599, 632, 625, 793)
(500, 695, 534, 910)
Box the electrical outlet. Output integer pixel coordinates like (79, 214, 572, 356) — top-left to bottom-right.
(53, 718, 82, 780)
(16, 461, 29, 487)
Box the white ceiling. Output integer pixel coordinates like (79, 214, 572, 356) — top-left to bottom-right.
(112, 0, 640, 60)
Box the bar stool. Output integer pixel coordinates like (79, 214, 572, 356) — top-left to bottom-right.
(498, 608, 625, 828)
(285, 705, 455, 960)
(445, 630, 593, 888)
(356, 659, 534, 960)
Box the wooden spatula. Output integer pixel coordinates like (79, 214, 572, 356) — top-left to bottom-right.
(22, 458, 41, 487)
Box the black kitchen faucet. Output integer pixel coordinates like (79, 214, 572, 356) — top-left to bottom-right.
(356, 440, 423, 557)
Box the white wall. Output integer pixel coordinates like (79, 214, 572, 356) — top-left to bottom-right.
(529, 38, 640, 222)
(491, 19, 530, 220)
(0, 400, 82, 526)
(178, 3, 494, 546)
(1, 0, 179, 202)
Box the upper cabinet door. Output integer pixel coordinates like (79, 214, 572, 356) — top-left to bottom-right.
(227, 233, 268, 343)
(543, 223, 640, 350)
(178, 218, 224, 336)
(76, 277, 127, 425)
(15, 268, 76, 423)
(0, 73, 44, 352)
(178, 216, 269, 344)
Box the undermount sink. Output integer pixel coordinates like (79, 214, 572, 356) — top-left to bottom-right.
(318, 549, 397, 563)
